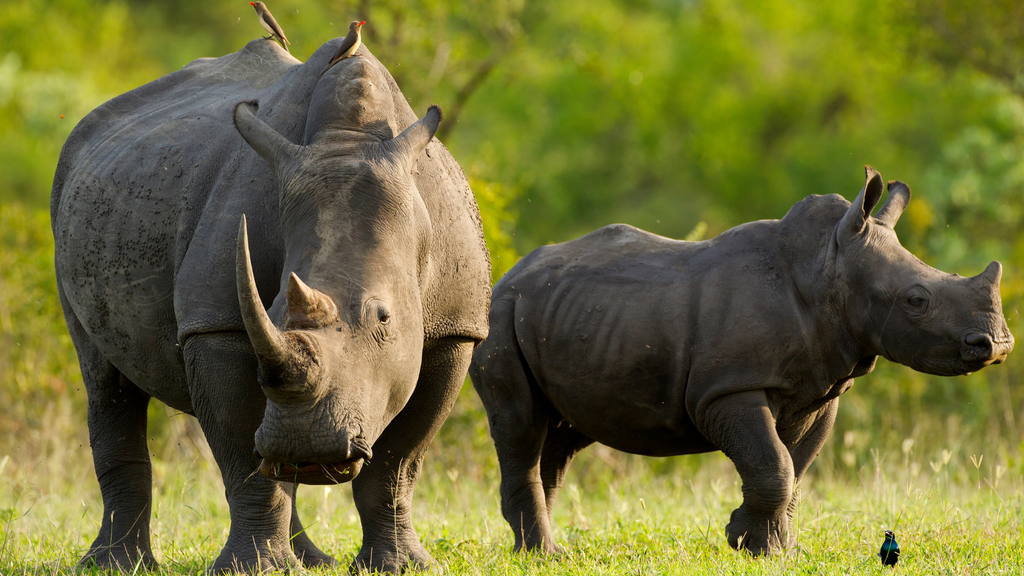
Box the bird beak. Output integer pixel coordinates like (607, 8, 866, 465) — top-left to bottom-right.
(359, 21, 366, 26)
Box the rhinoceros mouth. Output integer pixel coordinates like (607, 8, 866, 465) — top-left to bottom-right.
(259, 458, 365, 485)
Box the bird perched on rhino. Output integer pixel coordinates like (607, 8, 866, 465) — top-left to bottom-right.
(319, 21, 366, 78)
(878, 530, 900, 567)
(250, 2, 291, 53)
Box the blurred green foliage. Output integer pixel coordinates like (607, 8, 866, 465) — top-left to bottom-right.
(1, 0, 1024, 482)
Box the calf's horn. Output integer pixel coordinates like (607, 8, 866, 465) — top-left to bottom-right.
(236, 215, 296, 371)
(976, 260, 1003, 286)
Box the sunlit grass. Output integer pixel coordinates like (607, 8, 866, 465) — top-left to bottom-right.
(2, 386, 1023, 575)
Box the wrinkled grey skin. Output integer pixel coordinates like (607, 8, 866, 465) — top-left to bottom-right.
(470, 167, 1012, 556)
(51, 38, 489, 573)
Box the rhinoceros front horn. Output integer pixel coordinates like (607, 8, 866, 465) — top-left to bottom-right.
(236, 215, 296, 372)
(977, 260, 1003, 285)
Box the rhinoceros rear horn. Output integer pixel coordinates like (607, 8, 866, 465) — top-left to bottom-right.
(387, 105, 442, 164)
(233, 100, 303, 177)
(285, 272, 339, 329)
(840, 165, 885, 235)
(236, 215, 298, 372)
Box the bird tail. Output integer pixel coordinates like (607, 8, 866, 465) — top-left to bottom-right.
(318, 57, 340, 79)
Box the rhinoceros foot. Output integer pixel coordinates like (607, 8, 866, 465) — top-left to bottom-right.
(292, 535, 337, 568)
(210, 538, 299, 574)
(725, 503, 793, 556)
(259, 458, 364, 485)
(352, 542, 433, 574)
(79, 544, 158, 572)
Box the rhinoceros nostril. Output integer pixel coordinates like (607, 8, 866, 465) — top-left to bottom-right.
(349, 437, 373, 462)
(965, 333, 993, 348)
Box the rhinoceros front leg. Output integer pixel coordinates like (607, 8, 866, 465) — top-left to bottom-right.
(183, 333, 299, 573)
(701, 390, 795, 555)
(779, 398, 839, 542)
(350, 337, 474, 574)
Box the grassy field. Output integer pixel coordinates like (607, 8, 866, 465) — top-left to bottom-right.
(3, 202, 1022, 574)
(2, 383, 1022, 575)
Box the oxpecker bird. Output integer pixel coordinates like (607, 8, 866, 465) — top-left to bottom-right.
(878, 530, 900, 567)
(319, 21, 366, 78)
(250, 2, 291, 53)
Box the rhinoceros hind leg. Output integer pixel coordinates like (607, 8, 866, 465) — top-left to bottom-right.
(183, 333, 298, 573)
(350, 337, 474, 573)
(66, 301, 158, 571)
(79, 370, 158, 571)
(287, 483, 337, 568)
(540, 423, 593, 526)
(470, 335, 559, 554)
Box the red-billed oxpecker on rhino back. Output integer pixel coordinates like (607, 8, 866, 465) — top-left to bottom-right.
(469, 166, 1011, 557)
(51, 37, 489, 573)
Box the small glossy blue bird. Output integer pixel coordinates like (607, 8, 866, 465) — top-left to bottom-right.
(878, 530, 900, 567)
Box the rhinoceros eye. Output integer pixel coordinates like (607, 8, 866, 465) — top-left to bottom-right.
(903, 288, 930, 314)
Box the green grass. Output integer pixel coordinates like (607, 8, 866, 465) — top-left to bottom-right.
(2, 387, 1023, 575)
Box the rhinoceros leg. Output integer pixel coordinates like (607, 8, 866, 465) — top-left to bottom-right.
(182, 333, 298, 573)
(778, 399, 839, 547)
(702, 390, 795, 555)
(470, 334, 559, 554)
(540, 423, 593, 529)
(64, 309, 157, 570)
(80, 373, 158, 570)
(287, 482, 337, 567)
(350, 337, 474, 574)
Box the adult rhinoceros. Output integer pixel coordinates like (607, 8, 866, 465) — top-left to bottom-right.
(469, 167, 1012, 556)
(51, 38, 489, 572)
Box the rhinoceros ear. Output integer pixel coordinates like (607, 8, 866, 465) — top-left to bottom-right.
(874, 180, 911, 228)
(840, 165, 885, 236)
(234, 101, 303, 176)
(385, 105, 442, 166)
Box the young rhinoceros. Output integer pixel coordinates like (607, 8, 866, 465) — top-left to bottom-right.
(469, 167, 1012, 556)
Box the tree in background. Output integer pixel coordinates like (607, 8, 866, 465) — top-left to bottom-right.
(1, 0, 1023, 476)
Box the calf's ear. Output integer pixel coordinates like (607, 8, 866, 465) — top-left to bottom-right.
(234, 100, 303, 178)
(875, 180, 911, 228)
(840, 165, 884, 236)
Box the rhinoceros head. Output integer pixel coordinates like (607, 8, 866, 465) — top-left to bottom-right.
(229, 92, 441, 484)
(835, 166, 1013, 376)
